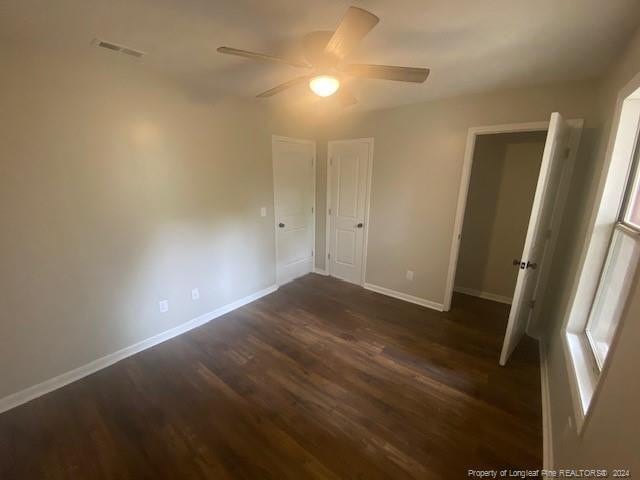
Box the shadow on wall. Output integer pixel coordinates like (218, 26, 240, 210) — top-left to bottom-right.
(457, 135, 506, 290)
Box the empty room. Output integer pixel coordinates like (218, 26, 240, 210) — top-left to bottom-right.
(1, 1, 639, 478)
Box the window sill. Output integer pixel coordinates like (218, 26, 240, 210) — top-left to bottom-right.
(563, 332, 599, 434)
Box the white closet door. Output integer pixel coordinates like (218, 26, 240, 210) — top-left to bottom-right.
(328, 139, 372, 285)
(500, 113, 574, 365)
(273, 137, 315, 285)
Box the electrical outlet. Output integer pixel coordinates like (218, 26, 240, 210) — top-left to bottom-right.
(260, 206, 267, 217)
(406, 270, 414, 281)
(158, 300, 169, 313)
(191, 288, 200, 301)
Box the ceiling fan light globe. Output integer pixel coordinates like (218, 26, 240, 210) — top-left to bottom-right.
(309, 75, 340, 97)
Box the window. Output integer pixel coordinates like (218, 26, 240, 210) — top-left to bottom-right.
(584, 147, 640, 369)
(563, 85, 640, 431)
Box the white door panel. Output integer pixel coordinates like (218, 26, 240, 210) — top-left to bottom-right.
(273, 137, 315, 285)
(337, 155, 360, 218)
(328, 139, 372, 285)
(500, 113, 580, 365)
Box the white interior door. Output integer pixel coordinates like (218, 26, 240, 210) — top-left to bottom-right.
(500, 112, 577, 365)
(273, 137, 315, 285)
(327, 139, 373, 285)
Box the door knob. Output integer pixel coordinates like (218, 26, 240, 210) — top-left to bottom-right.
(513, 259, 527, 269)
(526, 261, 537, 270)
(278, 222, 285, 228)
(356, 223, 363, 228)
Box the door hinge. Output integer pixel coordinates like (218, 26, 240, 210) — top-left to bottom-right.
(311, 206, 314, 213)
(311, 157, 315, 168)
(329, 158, 333, 167)
(328, 207, 332, 215)
(564, 147, 571, 159)
(311, 249, 314, 256)
(529, 299, 536, 309)
(328, 252, 331, 260)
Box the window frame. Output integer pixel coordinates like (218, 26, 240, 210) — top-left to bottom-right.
(584, 223, 640, 369)
(583, 138, 640, 370)
(561, 73, 640, 435)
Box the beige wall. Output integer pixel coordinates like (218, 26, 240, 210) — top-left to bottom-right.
(319, 82, 598, 304)
(0, 50, 276, 399)
(314, 140, 328, 270)
(455, 132, 546, 299)
(540, 26, 640, 471)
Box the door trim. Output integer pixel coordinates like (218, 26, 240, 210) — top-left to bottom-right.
(326, 138, 374, 286)
(272, 135, 316, 286)
(443, 119, 582, 313)
(444, 121, 549, 311)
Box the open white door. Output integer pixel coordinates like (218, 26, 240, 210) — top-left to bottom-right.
(500, 113, 580, 365)
(273, 137, 315, 285)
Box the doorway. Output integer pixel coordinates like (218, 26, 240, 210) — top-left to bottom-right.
(325, 138, 374, 285)
(454, 131, 548, 305)
(445, 115, 583, 365)
(272, 136, 316, 286)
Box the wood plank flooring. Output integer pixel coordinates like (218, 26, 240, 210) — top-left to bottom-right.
(0, 274, 541, 479)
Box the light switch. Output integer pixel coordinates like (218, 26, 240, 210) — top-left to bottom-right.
(159, 300, 169, 313)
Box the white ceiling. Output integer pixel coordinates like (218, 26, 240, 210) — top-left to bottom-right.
(2, 0, 640, 112)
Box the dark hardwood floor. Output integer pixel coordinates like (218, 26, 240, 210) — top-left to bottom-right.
(0, 274, 541, 479)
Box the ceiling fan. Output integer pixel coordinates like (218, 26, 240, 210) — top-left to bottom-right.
(217, 6, 430, 107)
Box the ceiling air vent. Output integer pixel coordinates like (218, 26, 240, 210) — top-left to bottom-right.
(92, 39, 145, 58)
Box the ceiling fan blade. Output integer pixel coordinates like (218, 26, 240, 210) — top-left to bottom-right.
(217, 46, 311, 69)
(343, 64, 430, 83)
(324, 7, 380, 61)
(256, 75, 312, 98)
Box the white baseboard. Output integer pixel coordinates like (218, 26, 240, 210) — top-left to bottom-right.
(453, 286, 512, 305)
(313, 267, 329, 276)
(0, 284, 278, 415)
(363, 282, 444, 312)
(539, 340, 554, 471)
